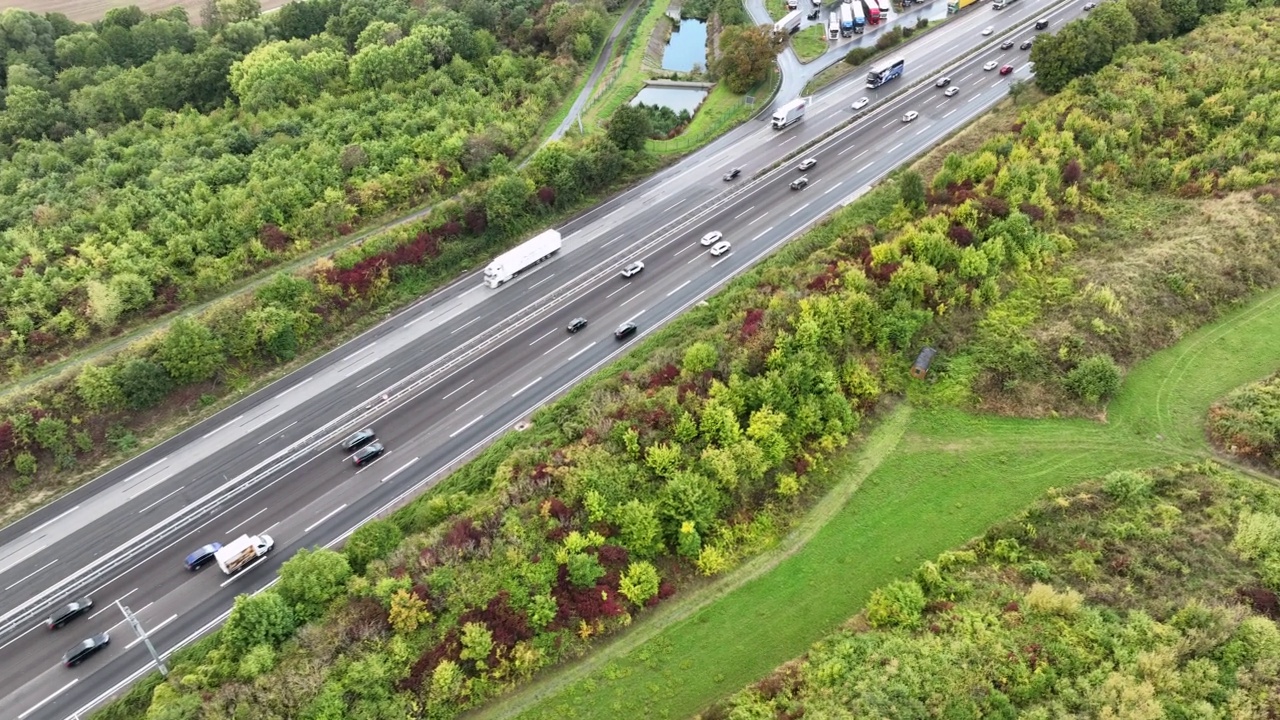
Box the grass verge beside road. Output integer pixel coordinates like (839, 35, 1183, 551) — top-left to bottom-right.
(791, 24, 829, 62)
(478, 284, 1280, 719)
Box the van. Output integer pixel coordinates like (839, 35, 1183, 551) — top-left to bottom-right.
(1034, 17, 1050, 29)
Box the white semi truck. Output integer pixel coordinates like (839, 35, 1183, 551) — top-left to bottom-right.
(771, 99, 806, 130)
(483, 229, 562, 288)
(215, 534, 274, 575)
(828, 13, 841, 39)
(774, 9, 803, 35)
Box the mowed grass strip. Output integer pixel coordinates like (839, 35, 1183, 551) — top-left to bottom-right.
(484, 285, 1280, 719)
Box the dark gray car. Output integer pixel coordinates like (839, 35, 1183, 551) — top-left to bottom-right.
(341, 428, 376, 451)
(47, 598, 94, 630)
(62, 632, 109, 667)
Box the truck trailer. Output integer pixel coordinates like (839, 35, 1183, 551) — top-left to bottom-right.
(774, 9, 803, 35)
(483, 229, 562, 288)
(827, 13, 841, 39)
(215, 534, 274, 575)
(862, 0, 879, 25)
(771, 98, 806, 130)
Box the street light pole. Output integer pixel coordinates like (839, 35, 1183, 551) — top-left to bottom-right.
(116, 600, 168, 676)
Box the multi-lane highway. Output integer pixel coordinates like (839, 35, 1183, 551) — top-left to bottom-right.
(0, 1, 1091, 717)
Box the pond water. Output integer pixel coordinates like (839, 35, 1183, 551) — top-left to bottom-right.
(661, 19, 708, 72)
(630, 86, 709, 115)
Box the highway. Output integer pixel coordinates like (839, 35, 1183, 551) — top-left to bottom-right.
(0, 1, 1091, 717)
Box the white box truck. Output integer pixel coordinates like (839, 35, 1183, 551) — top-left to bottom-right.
(774, 9, 803, 35)
(215, 534, 273, 575)
(771, 99, 806, 130)
(483, 229, 562, 288)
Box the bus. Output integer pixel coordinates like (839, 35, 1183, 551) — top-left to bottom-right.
(866, 58, 905, 88)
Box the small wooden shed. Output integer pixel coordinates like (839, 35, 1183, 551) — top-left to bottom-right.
(910, 346, 937, 379)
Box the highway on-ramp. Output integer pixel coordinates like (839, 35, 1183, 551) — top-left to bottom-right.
(0, 2, 1090, 717)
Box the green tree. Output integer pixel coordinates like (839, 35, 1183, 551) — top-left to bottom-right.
(898, 170, 926, 212)
(1064, 354, 1122, 404)
(0, 84, 65, 143)
(76, 364, 124, 411)
(614, 500, 664, 559)
(156, 318, 224, 384)
(275, 548, 352, 622)
(344, 519, 403, 574)
(115, 359, 173, 410)
(681, 341, 719, 376)
(566, 552, 605, 587)
(865, 580, 927, 629)
(237, 643, 277, 680)
(459, 621, 494, 670)
(484, 175, 534, 232)
(606, 103, 652, 153)
(220, 591, 296, 657)
(644, 441, 684, 480)
(714, 24, 773, 93)
(618, 561, 661, 607)
(388, 589, 431, 634)
(659, 471, 723, 540)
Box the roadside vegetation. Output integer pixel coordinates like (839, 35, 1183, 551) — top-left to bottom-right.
(710, 461, 1280, 718)
(789, 24, 827, 63)
(91, 7, 1280, 720)
(1209, 373, 1280, 473)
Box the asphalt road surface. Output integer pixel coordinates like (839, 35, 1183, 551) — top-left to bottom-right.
(0, 1, 1091, 717)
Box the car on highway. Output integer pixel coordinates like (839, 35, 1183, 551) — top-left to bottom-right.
(797, 157, 817, 171)
(790, 176, 809, 190)
(983, 60, 998, 71)
(902, 110, 919, 123)
(700, 230, 723, 246)
(1020, 38, 1034, 49)
(620, 261, 644, 278)
(1084, 1, 1097, 8)
(46, 598, 94, 630)
(353, 442, 385, 466)
(981, 25, 994, 35)
(709, 240, 731, 257)
(999, 64, 1014, 75)
(62, 632, 109, 667)
(935, 76, 951, 87)
(1000, 39, 1014, 49)
(723, 168, 741, 181)
(614, 322, 638, 340)
(566, 317, 588, 333)
(943, 87, 959, 97)
(184, 542, 222, 571)
(340, 428, 376, 452)
(851, 97, 870, 110)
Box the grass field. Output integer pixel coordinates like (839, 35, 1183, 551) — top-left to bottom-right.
(790, 24, 829, 63)
(474, 284, 1280, 719)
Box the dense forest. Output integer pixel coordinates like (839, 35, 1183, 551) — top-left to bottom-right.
(91, 8, 1280, 719)
(709, 463, 1280, 718)
(0, 0, 614, 378)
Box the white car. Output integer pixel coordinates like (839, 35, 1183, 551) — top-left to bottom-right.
(901, 111, 919, 123)
(981, 26, 994, 35)
(620, 261, 644, 278)
(852, 97, 870, 110)
(709, 241, 732, 257)
(797, 158, 817, 171)
(700, 231, 723, 246)
(943, 87, 959, 97)
(983, 60, 999, 71)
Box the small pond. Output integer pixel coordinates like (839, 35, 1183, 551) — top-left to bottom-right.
(661, 18, 708, 72)
(630, 86, 709, 116)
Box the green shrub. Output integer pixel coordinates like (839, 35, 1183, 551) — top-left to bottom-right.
(1102, 469, 1153, 504)
(1064, 354, 1123, 404)
(865, 580, 926, 629)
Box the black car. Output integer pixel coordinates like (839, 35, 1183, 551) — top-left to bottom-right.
(184, 542, 222, 571)
(614, 322, 638, 340)
(723, 168, 741, 181)
(567, 317, 588, 333)
(46, 598, 93, 630)
(353, 442, 385, 467)
(341, 428, 376, 451)
(62, 632, 109, 667)
(1000, 39, 1014, 50)
(806, 7, 820, 19)
(1020, 39, 1034, 50)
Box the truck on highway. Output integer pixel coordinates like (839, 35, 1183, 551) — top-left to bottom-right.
(839, 3, 855, 36)
(483, 229, 562, 288)
(771, 98, 806, 130)
(827, 13, 841, 39)
(862, 0, 880, 25)
(774, 9, 803, 35)
(215, 534, 274, 575)
(866, 57, 905, 88)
